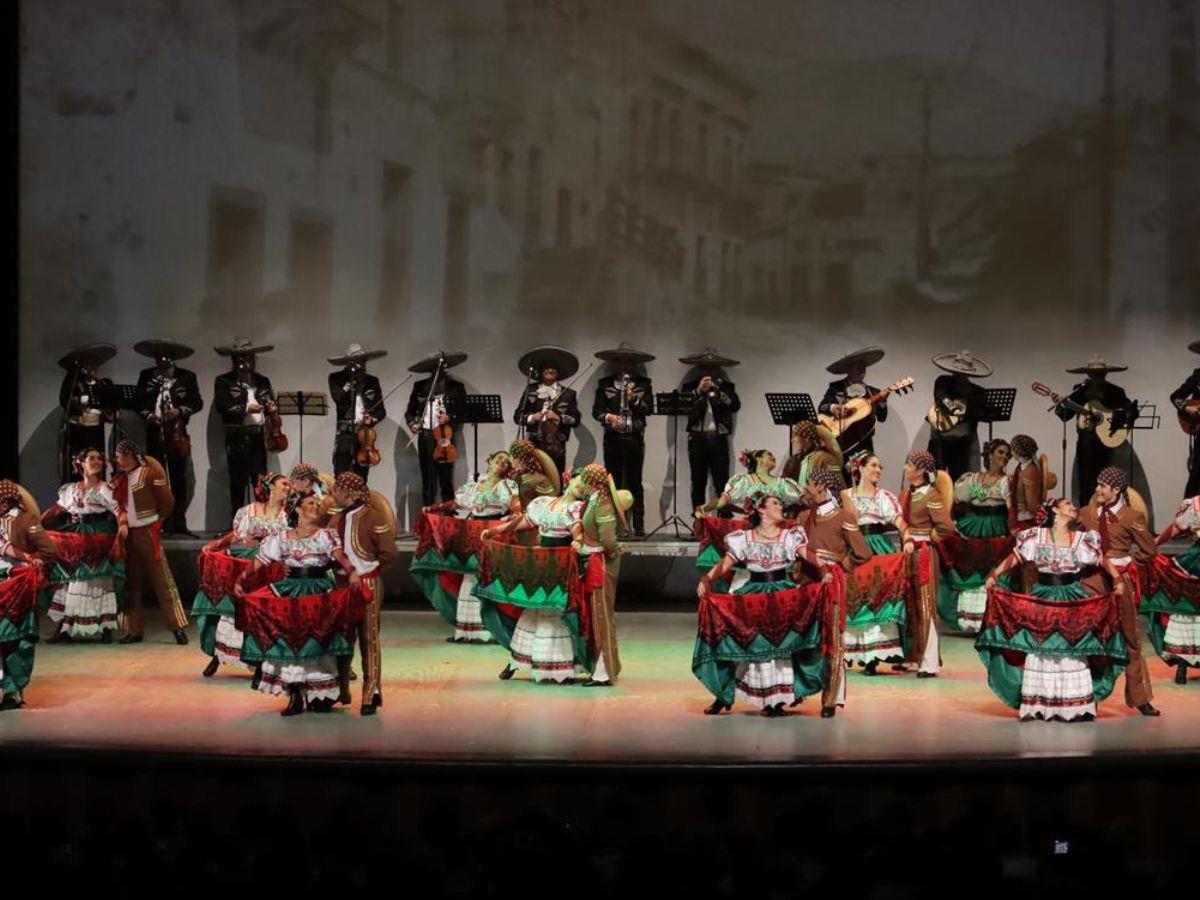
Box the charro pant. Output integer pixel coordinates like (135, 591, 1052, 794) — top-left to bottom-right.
(603, 432, 645, 523)
(123, 524, 187, 635)
(224, 427, 268, 516)
(688, 434, 729, 510)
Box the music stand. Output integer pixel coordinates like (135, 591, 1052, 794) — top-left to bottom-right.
(95, 384, 142, 451)
(980, 388, 1017, 441)
(462, 394, 504, 482)
(643, 391, 695, 541)
(765, 392, 816, 460)
(276, 392, 328, 461)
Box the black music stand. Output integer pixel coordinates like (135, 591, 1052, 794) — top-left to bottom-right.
(644, 391, 694, 541)
(276, 392, 328, 461)
(95, 383, 141, 452)
(765, 392, 816, 460)
(462, 394, 504, 482)
(980, 388, 1017, 441)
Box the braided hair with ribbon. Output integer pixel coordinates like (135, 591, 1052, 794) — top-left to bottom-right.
(253, 472, 285, 504)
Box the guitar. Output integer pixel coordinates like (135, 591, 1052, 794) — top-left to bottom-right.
(817, 377, 915, 454)
(925, 397, 969, 433)
(1031, 383, 1130, 449)
(1178, 399, 1200, 436)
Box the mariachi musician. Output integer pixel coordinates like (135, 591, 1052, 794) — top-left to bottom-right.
(405, 350, 468, 506)
(1170, 339, 1200, 497)
(592, 341, 655, 537)
(1055, 356, 1139, 505)
(328, 343, 388, 482)
(926, 349, 990, 481)
(57, 343, 117, 484)
(679, 348, 742, 512)
(818, 347, 889, 456)
(213, 337, 280, 517)
(513, 345, 581, 476)
(134, 339, 203, 536)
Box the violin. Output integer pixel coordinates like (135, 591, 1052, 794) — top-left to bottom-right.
(432, 421, 457, 463)
(355, 424, 381, 468)
(264, 402, 288, 453)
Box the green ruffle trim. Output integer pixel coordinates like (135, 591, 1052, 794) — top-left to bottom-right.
(975, 624, 1126, 710)
(57, 520, 117, 535)
(846, 597, 907, 629)
(865, 533, 901, 555)
(956, 513, 1010, 539)
(271, 576, 336, 596)
(973, 623, 1128, 661)
(472, 578, 570, 611)
(190, 590, 236, 658)
(0, 610, 40, 644)
(1141, 590, 1200, 618)
(48, 557, 124, 586)
(691, 622, 827, 705)
(409, 548, 479, 577)
(939, 570, 1011, 626)
(227, 545, 260, 560)
(1174, 545, 1200, 575)
(696, 545, 724, 571)
(733, 579, 797, 594)
(2, 639, 36, 695)
(410, 567, 460, 627)
(239, 632, 354, 664)
(1028, 582, 1089, 601)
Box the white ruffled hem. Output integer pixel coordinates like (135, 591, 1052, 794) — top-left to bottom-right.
(1019, 652, 1096, 721)
(454, 574, 493, 642)
(214, 615, 248, 666)
(257, 656, 340, 702)
(734, 659, 795, 709)
(843, 622, 904, 664)
(509, 608, 579, 682)
(956, 585, 987, 633)
(1163, 614, 1200, 665)
(47, 579, 119, 636)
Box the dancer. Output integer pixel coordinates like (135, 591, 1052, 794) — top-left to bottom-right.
(781, 420, 843, 491)
(192, 472, 289, 679)
(328, 472, 397, 715)
(1010, 434, 1053, 528)
(110, 440, 189, 644)
(940, 438, 1014, 633)
(0, 480, 57, 710)
(234, 494, 358, 717)
(843, 453, 914, 674)
(575, 471, 632, 686)
(479, 466, 605, 684)
(695, 493, 829, 716)
(1143, 495, 1200, 684)
(980, 498, 1129, 721)
(41, 448, 126, 643)
(696, 449, 803, 519)
(1077, 466, 1161, 716)
(898, 450, 954, 677)
(507, 439, 560, 510)
(414, 450, 518, 643)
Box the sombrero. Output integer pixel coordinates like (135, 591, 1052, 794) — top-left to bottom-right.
(1066, 355, 1128, 376)
(517, 346, 579, 380)
(215, 337, 274, 357)
(57, 343, 117, 371)
(134, 339, 194, 361)
(931, 349, 992, 378)
(328, 343, 388, 366)
(679, 348, 740, 368)
(827, 347, 884, 376)
(595, 341, 655, 364)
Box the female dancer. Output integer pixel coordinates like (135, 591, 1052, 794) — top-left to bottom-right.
(696, 493, 827, 716)
(233, 493, 357, 716)
(507, 439, 560, 509)
(192, 472, 290, 678)
(782, 420, 843, 488)
(696, 449, 803, 519)
(1145, 495, 1200, 684)
(415, 450, 518, 643)
(41, 448, 127, 642)
(981, 498, 1127, 721)
(480, 465, 603, 683)
(942, 438, 1014, 633)
(844, 453, 913, 674)
(0, 480, 57, 710)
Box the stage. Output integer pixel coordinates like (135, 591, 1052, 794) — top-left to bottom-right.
(4, 610, 1198, 768)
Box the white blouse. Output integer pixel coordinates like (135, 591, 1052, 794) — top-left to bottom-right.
(231, 502, 288, 543)
(724, 527, 809, 572)
(56, 481, 120, 517)
(850, 488, 902, 527)
(525, 495, 585, 538)
(1173, 497, 1200, 539)
(455, 478, 519, 518)
(954, 472, 1011, 507)
(1013, 527, 1102, 574)
(256, 528, 341, 568)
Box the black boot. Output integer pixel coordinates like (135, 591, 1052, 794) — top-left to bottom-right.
(101, 630, 113, 644)
(498, 664, 516, 680)
(703, 699, 731, 715)
(202, 655, 220, 678)
(281, 687, 305, 717)
(820, 706, 837, 718)
(250, 663, 263, 691)
(118, 633, 143, 645)
(1138, 703, 1162, 717)
(1175, 663, 1189, 686)
(863, 660, 879, 676)
(360, 693, 381, 717)
(47, 628, 71, 644)
(0, 693, 23, 711)
(173, 628, 189, 646)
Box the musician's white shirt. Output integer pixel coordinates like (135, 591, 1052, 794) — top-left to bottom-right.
(239, 377, 264, 426)
(152, 372, 177, 420)
(528, 383, 563, 424)
(420, 394, 447, 430)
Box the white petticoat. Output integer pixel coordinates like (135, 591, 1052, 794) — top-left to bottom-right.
(455, 574, 493, 642)
(47, 577, 119, 637)
(1019, 653, 1096, 721)
(214, 614, 248, 666)
(956, 585, 988, 634)
(257, 655, 340, 702)
(1163, 613, 1200, 666)
(843, 622, 904, 664)
(509, 607, 581, 683)
(733, 658, 795, 709)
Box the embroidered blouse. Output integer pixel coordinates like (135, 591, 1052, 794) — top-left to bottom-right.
(56, 481, 121, 517)
(1013, 527, 1102, 574)
(231, 502, 288, 543)
(723, 527, 808, 572)
(455, 477, 519, 518)
(723, 473, 804, 511)
(525, 495, 585, 539)
(1173, 497, 1200, 541)
(850, 488, 902, 527)
(256, 528, 341, 568)
(954, 472, 1011, 507)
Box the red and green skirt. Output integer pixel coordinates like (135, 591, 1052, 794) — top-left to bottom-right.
(974, 585, 1127, 711)
(843, 550, 925, 663)
(191, 544, 280, 660)
(1140, 546, 1200, 668)
(235, 575, 363, 667)
(937, 532, 1014, 632)
(409, 512, 497, 630)
(0, 566, 50, 698)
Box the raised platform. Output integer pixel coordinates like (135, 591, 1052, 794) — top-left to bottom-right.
(3, 611, 1198, 768)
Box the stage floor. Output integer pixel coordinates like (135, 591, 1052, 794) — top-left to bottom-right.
(2, 611, 1198, 767)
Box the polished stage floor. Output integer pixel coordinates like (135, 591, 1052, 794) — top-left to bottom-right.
(3, 610, 1199, 767)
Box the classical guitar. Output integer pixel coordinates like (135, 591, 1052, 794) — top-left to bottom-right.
(817, 377, 915, 454)
(1031, 383, 1130, 449)
(925, 398, 968, 433)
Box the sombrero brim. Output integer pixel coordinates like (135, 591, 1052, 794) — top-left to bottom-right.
(215, 344, 274, 356)
(1065, 364, 1128, 375)
(328, 349, 388, 365)
(679, 353, 740, 368)
(134, 340, 194, 360)
(931, 355, 993, 377)
(408, 351, 468, 374)
(1189, 340, 1200, 355)
(596, 347, 655, 363)
(827, 347, 885, 375)
(517, 346, 579, 380)
(57, 343, 117, 370)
